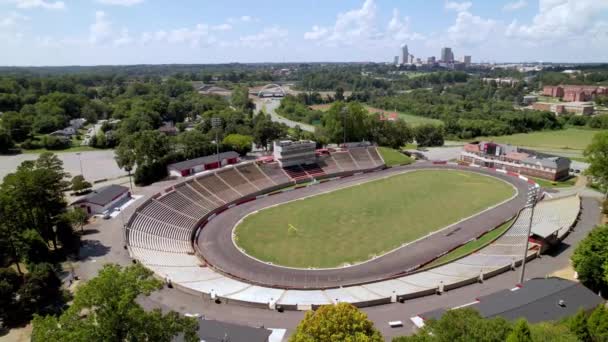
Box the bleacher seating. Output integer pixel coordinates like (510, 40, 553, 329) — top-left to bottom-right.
(368, 147, 383, 165)
(188, 180, 225, 206)
(283, 165, 311, 181)
(197, 174, 241, 204)
(174, 184, 215, 213)
(216, 168, 257, 196)
(138, 200, 197, 229)
(349, 147, 376, 169)
(301, 163, 326, 178)
(157, 191, 206, 219)
(317, 155, 341, 174)
(237, 163, 276, 189)
(258, 162, 292, 185)
(331, 151, 357, 171)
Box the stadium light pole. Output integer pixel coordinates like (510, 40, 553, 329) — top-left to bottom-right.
(519, 187, 538, 284)
(211, 117, 222, 167)
(341, 106, 347, 145)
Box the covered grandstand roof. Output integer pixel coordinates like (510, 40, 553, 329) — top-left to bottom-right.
(167, 151, 239, 171)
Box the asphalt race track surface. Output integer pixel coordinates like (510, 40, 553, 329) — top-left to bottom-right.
(196, 162, 529, 289)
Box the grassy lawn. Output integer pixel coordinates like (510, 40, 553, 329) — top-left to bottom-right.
(234, 170, 515, 268)
(377, 147, 414, 167)
(473, 128, 603, 151)
(422, 219, 514, 269)
(529, 175, 578, 188)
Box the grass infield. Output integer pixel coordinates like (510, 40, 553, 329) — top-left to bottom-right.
(234, 170, 515, 268)
(474, 128, 602, 151)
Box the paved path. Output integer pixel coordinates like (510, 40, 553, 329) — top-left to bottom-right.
(254, 98, 315, 132)
(197, 163, 529, 289)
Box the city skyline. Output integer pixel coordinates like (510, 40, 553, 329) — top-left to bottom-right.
(0, 0, 607, 66)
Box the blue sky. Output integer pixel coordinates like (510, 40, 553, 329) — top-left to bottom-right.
(0, 0, 607, 65)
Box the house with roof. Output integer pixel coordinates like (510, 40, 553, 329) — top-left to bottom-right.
(71, 184, 131, 216)
(167, 151, 240, 177)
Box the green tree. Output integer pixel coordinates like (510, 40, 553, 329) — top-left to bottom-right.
(529, 322, 579, 342)
(414, 124, 444, 147)
(571, 224, 608, 292)
(31, 264, 198, 342)
(587, 305, 608, 342)
(63, 207, 88, 232)
(18, 263, 62, 318)
(393, 308, 512, 342)
(71, 175, 92, 194)
(584, 131, 608, 195)
(506, 319, 533, 342)
(253, 114, 287, 149)
(322, 102, 369, 143)
(567, 308, 591, 342)
(0, 127, 15, 153)
(175, 130, 212, 159)
(222, 134, 253, 155)
(0, 267, 22, 323)
(290, 303, 383, 342)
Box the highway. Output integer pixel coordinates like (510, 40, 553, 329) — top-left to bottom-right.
(254, 98, 315, 132)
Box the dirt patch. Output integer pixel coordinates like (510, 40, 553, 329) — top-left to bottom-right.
(0, 324, 32, 342)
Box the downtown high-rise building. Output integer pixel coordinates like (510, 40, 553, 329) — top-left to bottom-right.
(441, 47, 454, 63)
(464, 55, 472, 66)
(394, 56, 399, 65)
(402, 45, 409, 64)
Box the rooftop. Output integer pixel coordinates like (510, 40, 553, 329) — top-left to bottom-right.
(71, 184, 129, 206)
(420, 277, 603, 324)
(167, 151, 239, 171)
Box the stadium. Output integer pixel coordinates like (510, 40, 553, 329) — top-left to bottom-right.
(124, 142, 581, 311)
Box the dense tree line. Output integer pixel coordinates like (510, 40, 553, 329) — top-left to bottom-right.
(370, 81, 562, 139)
(0, 153, 82, 327)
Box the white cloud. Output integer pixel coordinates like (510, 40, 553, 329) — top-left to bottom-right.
(113, 28, 132, 46)
(211, 23, 232, 31)
(303, 25, 328, 40)
(503, 0, 527, 11)
(444, 1, 472, 12)
(505, 0, 608, 43)
(96, 0, 144, 6)
(0, 11, 28, 28)
(386, 9, 425, 42)
(6, 0, 64, 10)
(304, 0, 423, 48)
(240, 26, 288, 47)
(227, 15, 260, 24)
(89, 11, 111, 44)
(303, 0, 379, 44)
(447, 10, 497, 45)
(140, 24, 216, 47)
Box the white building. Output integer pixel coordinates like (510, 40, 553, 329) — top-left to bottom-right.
(273, 140, 316, 167)
(71, 184, 131, 216)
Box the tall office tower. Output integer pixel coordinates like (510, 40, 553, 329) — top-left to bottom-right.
(409, 54, 414, 64)
(441, 47, 454, 62)
(427, 56, 436, 64)
(394, 56, 399, 65)
(464, 55, 472, 66)
(402, 45, 409, 64)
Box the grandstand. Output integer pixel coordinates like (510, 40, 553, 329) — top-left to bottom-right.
(126, 181, 581, 309)
(119, 147, 585, 309)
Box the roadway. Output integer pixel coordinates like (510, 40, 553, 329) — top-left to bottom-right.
(253, 98, 315, 132)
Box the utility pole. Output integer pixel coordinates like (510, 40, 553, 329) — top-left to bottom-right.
(341, 107, 347, 145)
(211, 117, 222, 167)
(76, 152, 84, 177)
(519, 187, 538, 284)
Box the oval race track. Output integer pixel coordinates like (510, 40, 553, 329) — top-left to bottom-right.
(196, 163, 529, 289)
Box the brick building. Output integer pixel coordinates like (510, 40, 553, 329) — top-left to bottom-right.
(460, 142, 571, 181)
(542, 85, 607, 102)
